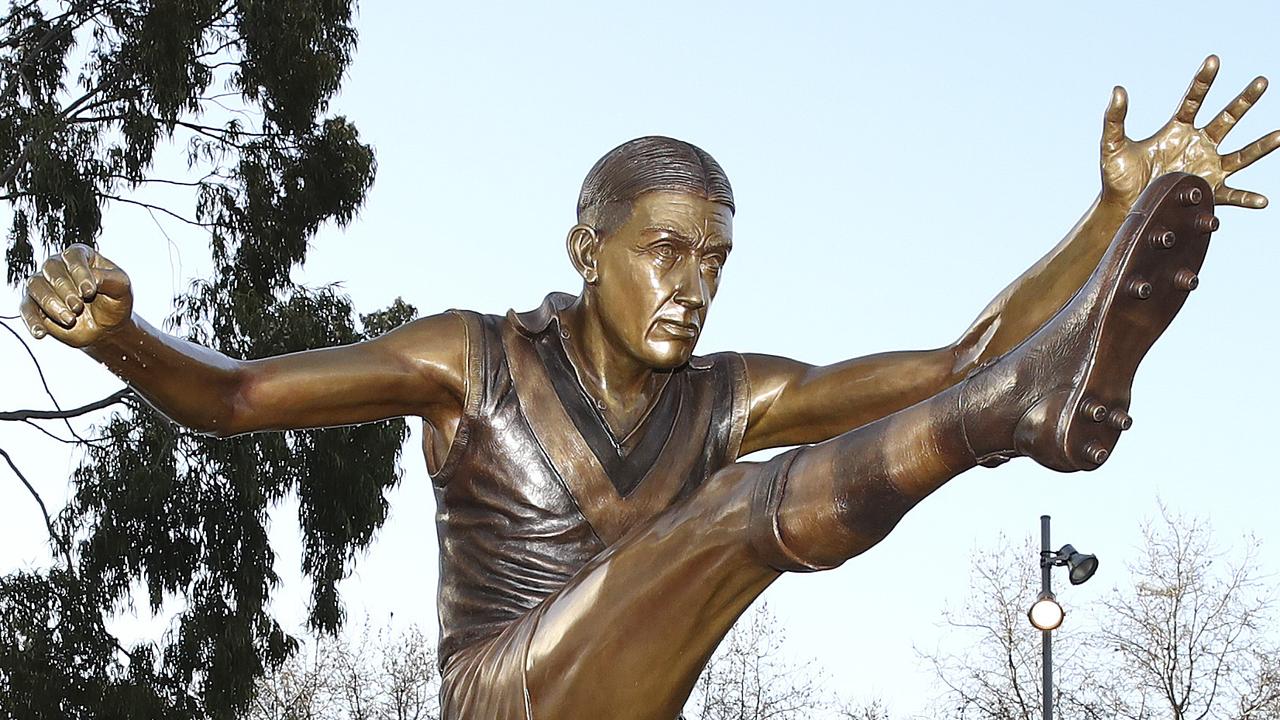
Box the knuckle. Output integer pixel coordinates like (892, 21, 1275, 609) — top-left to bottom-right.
(65, 244, 92, 265)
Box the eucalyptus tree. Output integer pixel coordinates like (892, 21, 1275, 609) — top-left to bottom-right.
(0, 2, 415, 717)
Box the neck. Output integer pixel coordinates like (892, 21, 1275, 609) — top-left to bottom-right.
(559, 291, 654, 407)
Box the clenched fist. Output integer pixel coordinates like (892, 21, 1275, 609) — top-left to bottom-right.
(19, 244, 133, 348)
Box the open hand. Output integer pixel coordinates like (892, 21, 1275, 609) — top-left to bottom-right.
(19, 244, 133, 348)
(1102, 55, 1279, 210)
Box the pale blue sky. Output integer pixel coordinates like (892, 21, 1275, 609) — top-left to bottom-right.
(3, 2, 1279, 716)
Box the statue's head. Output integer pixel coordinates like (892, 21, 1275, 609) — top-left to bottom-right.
(569, 136, 735, 369)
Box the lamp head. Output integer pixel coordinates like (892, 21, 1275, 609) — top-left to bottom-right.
(1059, 544, 1099, 585)
(1028, 591, 1065, 631)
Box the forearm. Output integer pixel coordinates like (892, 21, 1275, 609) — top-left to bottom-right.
(951, 193, 1129, 374)
(84, 314, 244, 434)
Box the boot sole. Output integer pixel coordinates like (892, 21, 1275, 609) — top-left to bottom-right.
(1015, 172, 1216, 472)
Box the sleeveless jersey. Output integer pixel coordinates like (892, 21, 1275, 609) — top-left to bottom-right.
(432, 293, 749, 665)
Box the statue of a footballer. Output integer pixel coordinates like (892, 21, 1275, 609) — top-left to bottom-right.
(18, 56, 1279, 719)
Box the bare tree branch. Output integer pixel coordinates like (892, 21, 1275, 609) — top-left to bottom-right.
(95, 192, 216, 227)
(1, 387, 134, 422)
(0, 319, 98, 443)
(0, 445, 72, 567)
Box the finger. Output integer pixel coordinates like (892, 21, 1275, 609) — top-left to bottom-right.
(61, 244, 98, 300)
(1102, 86, 1129, 154)
(1221, 129, 1280, 173)
(1173, 54, 1220, 125)
(25, 275, 76, 328)
(19, 295, 48, 339)
(1204, 76, 1268, 144)
(41, 256, 84, 316)
(1214, 184, 1268, 209)
(91, 265, 130, 300)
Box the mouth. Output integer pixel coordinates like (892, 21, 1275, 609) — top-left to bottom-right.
(652, 318, 700, 340)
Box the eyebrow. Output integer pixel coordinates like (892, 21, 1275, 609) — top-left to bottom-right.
(643, 226, 733, 252)
(643, 225, 695, 244)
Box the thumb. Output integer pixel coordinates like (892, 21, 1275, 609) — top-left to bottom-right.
(1101, 86, 1128, 156)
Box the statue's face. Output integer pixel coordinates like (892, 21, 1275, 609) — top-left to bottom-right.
(590, 191, 733, 369)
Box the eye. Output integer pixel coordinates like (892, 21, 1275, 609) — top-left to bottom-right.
(701, 253, 726, 274)
(649, 242, 679, 264)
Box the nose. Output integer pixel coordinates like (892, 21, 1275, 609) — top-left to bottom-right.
(673, 261, 708, 311)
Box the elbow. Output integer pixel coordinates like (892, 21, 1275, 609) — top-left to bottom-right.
(215, 371, 258, 437)
(196, 366, 255, 438)
(181, 402, 244, 439)
(126, 383, 242, 438)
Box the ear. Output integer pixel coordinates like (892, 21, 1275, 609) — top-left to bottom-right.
(566, 224, 600, 284)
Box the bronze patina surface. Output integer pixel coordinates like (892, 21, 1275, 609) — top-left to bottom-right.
(18, 56, 1280, 719)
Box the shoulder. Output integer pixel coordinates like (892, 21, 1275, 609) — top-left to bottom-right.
(689, 350, 746, 376)
(688, 351, 751, 408)
(369, 310, 478, 403)
(374, 310, 469, 357)
(738, 352, 812, 427)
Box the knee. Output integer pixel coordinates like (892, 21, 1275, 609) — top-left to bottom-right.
(746, 448, 840, 572)
(750, 447, 919, 572)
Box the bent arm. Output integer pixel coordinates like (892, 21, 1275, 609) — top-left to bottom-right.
(741, 195, 1127, 454)
(85, 311, 467, 438)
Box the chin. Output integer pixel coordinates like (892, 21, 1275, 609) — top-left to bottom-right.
(642, 341, 697, 370)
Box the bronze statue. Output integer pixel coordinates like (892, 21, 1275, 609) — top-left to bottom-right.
(17, 56, 1280, 719)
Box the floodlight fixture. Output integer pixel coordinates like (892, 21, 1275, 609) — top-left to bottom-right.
(1059, 544, 1099, 586)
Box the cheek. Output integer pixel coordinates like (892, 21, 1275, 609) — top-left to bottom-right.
(605, 260, 669, 306)
(596, 264, 658, 338)
(705, 272, 722, 298)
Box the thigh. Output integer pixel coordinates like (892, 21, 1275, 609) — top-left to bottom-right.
(439, 615, 540, 720)
(522, 460, 782, 720)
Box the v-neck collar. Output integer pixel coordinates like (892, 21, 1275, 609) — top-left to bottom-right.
(501, 302, 716, 544)
(533, 328, 679, 496)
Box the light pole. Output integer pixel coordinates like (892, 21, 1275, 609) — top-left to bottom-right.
(1027, 515, 1098, 720)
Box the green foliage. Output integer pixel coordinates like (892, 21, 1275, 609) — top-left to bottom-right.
(0, 570, 172, 718)
(0, 1, 418, 718)
(0, 0, 368, 285)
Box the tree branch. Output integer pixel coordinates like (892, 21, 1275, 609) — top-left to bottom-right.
(0, 445, 73, 568)
(18, 418, 111, 446)
(1, 387, 134, 421)
(0, 319, 97, 442)
(96, 192, 215, 227)
(104, 172, 226, 188)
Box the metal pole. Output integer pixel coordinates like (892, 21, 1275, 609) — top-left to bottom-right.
(1041, 514, 1052, 720)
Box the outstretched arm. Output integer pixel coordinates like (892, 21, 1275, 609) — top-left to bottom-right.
(19, 244, 467, 442)
(742, 55, 1279, 455)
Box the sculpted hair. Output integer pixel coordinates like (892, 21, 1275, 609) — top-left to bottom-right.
(577, 136, 735, 236)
